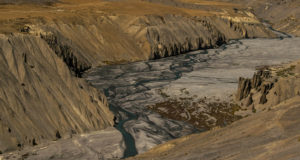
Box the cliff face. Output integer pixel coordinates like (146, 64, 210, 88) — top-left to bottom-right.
(236, 68, 273, 105)
(0, 34, 114, 153)
(27, 13, 274, 65)
(237, 61, 300, 112)
(143, 15, 271, 59)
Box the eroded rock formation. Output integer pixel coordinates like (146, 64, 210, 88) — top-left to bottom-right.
(237, 61, 300, 112)
(0, 34, 114, 153)
(237, 67, 274, 105)
(28, 14, 274, 65)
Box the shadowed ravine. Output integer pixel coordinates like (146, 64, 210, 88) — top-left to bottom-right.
(85, 37, 300, 158)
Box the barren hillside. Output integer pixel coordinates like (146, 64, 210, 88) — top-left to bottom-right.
(0, 34, 114, 153)
(216, 0, 300, 36)
(0, 0, 275, 67)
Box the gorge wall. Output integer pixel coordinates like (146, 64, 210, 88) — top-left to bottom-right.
(22, 13, 275, 67)
(0, 33, 114, 153)
(0, 0, 276, 68)
(0, 0, 279, 154)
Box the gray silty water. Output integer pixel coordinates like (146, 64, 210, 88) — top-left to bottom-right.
(85, 37, 300, 157)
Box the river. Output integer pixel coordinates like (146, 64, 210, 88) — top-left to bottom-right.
(85, 37, 300, 158)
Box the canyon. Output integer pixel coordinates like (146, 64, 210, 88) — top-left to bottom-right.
(86, 37, 300, 155)
(0, 0, 299, 159)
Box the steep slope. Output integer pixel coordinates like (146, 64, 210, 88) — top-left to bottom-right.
(0, 0, 275, 68)
(128, 60, 300, 160)
(0, 33, 114, 153)
(214, 0, 300, 36)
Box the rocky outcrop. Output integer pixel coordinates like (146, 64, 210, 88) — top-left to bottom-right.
(236, 61, 300, 112)
(0, 34, 114, 153)
(236, 77, 252, 100)
(145, 16, 227, 59)
(40, 33, 91, 77)
(236, 68, 274, 105)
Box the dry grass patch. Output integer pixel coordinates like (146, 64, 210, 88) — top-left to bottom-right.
(148, 97, 242, 131)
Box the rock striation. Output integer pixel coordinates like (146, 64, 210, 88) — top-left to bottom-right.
(40, 33, 91, 77)
(0, 34, 114, 153)
(31, 14, 274, 65)
(145, 15, 269, 59)
(237, 67, 274, 105)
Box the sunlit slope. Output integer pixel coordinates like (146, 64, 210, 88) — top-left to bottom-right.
(0, 34, 114, 153)
(0, 0, 274, 66)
